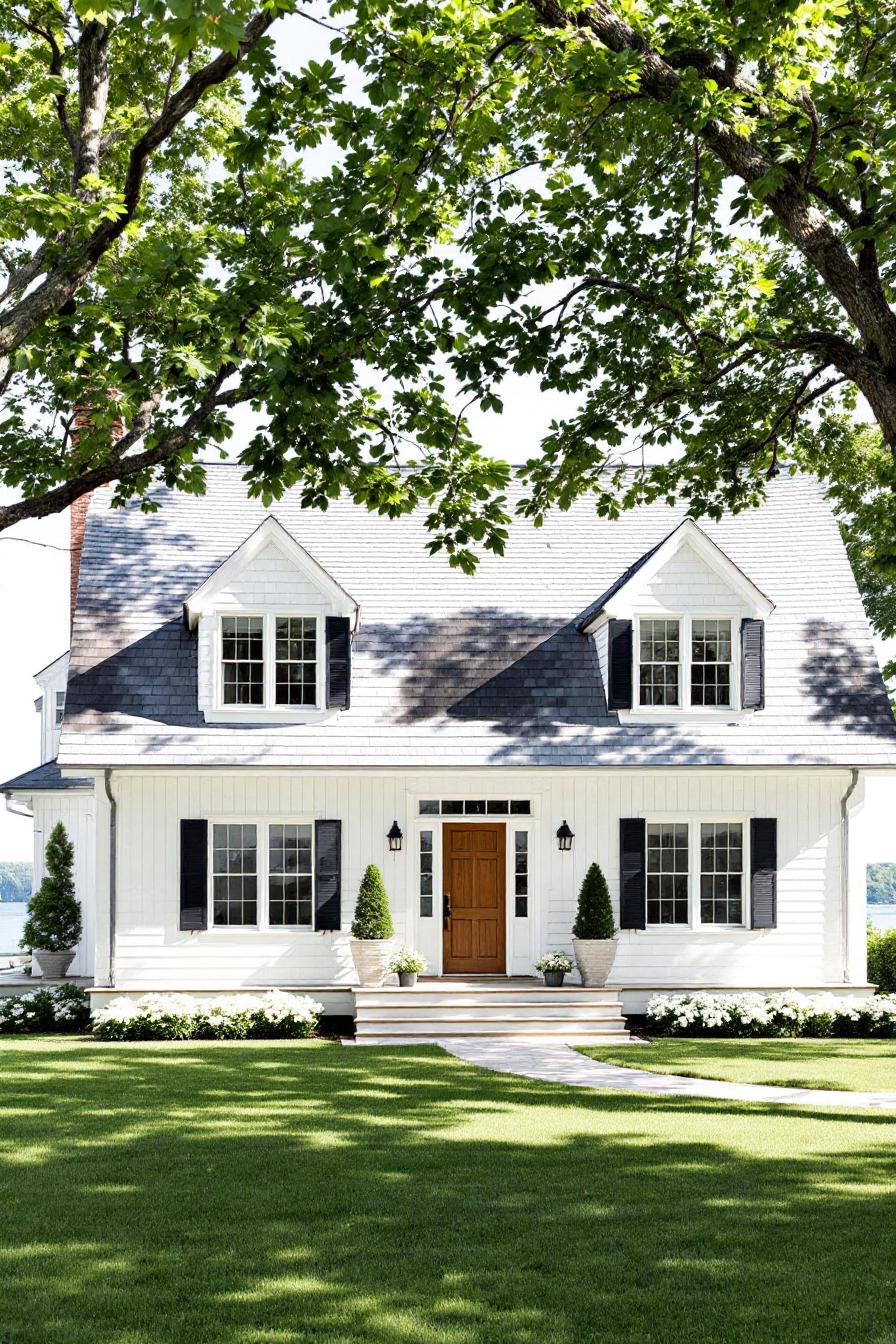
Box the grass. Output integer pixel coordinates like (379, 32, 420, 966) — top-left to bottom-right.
(1, 1038, 895, 1344)
(578, 1038, 896, 1092)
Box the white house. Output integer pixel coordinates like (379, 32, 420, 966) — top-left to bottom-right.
(4, 468, 895, 1035)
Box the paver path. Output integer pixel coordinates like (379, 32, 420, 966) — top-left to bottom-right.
(438, 1037, 896, 1110)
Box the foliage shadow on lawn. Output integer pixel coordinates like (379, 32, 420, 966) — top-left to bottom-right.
(0, 1040, 894, 1344)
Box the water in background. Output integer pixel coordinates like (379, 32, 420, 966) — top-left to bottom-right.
(868, 905, 896, 932)
(0, 902, 27, 955)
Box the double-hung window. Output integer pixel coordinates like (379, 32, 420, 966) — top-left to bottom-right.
(219, 615, 319, 711)
(637, 616, 734, 710)
(691, 620, 732, 707)
(639, 620, 680, 707)
(211, 821, 314, 928)
(645, 819, 747, 927)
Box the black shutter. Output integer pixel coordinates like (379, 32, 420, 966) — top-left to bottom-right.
(750, 818, 777, 929)
(741, 618, 765, 709)
(326, 616, 351, 710)
(314, 819, 342, 931)
(608, 619, 633, 710)
(180, 819, 208, 931)
(619, 817, 646, 930)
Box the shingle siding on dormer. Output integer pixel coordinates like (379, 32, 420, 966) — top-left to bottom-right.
(214, 540, 333, 612)
(637, 545, 748, 615)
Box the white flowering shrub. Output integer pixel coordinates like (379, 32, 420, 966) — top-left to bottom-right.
(92, 990, 325, 1042)
(646, 990, 896, 1038)
(0, 983, 90, 1033)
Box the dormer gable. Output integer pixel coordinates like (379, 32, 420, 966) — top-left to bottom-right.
(579, 519, 773, 632)
(578, 520, 774, 719)
(184, 517, 358, 724)
(183, 515, 358, 630)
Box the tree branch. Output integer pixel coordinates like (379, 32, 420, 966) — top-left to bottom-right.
(0, 7, 278, 366)
(526, 0, 896, 368)
(0, 367, 241, 534)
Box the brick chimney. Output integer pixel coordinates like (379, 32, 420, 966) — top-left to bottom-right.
(70, 491, 92, 627)
(70, 399, 123, 628)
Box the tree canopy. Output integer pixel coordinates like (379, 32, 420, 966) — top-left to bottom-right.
(2, 0, 896, 584)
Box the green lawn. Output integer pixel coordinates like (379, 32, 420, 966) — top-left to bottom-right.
(578, 1038, 896, 1092)
(1, 1038, 895, 1344)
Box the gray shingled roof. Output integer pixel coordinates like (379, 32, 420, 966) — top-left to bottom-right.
(1, 760, 92, 794)
(57, 468, 896, 769)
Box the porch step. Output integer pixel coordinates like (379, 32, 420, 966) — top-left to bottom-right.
(353, 983, 629, 1042)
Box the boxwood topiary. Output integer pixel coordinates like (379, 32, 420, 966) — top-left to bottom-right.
(572, 862, 616, 941)
(351, 864, 395, 940)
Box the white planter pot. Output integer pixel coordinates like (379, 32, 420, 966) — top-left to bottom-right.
(32, 949, 75, 980)
(350, 938, 394, 987)
(572, 937, 618, 987)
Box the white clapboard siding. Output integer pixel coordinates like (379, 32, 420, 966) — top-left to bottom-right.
(31, 791, 96, 977)
(104, 767, 858, 991)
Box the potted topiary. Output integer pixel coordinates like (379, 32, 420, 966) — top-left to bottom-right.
(349, 864, 395, 986)
(21, 822, 81, 979)
(535, 951, 574, 988)
(389, 947, 427, 988)
(571, 862, 618, 986)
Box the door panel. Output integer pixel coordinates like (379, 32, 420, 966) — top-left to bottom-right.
(442, 823, 506, 974)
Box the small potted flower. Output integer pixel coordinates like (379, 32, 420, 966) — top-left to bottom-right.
(535, 951, 574, 988)
(389, 947, 427, 988)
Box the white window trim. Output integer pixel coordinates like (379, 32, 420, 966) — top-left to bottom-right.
(624, 613, 746, 721)
(212, 612, 326, 720)
(642, 814, 751, 932)
(206, 816, 316, 932)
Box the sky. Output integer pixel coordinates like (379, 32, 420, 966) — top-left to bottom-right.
(1, 10, 895, 867)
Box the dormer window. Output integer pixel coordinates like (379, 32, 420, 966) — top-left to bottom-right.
(184, 516, 358, 724)
(222, 617, 264, 706)
(639, 620, 680, 707)
(219, 614, 320, 711)
(690, 619, 732, 707)
(275, 617, 317, 706)
(579, 519, 774, 719)
(637, 616, 734, 711)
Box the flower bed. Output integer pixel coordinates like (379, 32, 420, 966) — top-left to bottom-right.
(92, 990, 325, 1042)
(0, 983, 91, 1033)
(646, 990, 896, 1038)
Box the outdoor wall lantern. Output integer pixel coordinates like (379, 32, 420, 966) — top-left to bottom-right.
(387, 820, 403, 853)
(556, 820, 575, 852)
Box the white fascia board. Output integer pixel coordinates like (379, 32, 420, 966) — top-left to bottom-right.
(183, 515, 360, 631)
(583, 519, 774, 631)
(33, 650, 70, 690)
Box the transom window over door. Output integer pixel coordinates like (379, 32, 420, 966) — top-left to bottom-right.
(691, 620, 732, 707)
(646, 822, 689, 924)
(639, 620, 680, 706)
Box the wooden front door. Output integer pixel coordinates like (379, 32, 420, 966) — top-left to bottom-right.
(442, 823, 506, 974)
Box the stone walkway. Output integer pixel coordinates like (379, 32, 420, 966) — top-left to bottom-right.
(437, 1038, 896, 1110)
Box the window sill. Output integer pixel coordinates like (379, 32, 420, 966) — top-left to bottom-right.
(617, 709, 754, 725)
(202, 707, 336, 725)
(199, 926, 318, 935)
(636, 925, 759, 935)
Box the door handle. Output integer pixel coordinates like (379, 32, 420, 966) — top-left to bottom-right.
(443, 893, 451, 929)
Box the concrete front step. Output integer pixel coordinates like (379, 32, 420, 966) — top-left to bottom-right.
(356, 1003, 625, 1023)
(355, 991, 622, 1009)
(353, 1030, 631, 1043)
(354, 1018, 630, 1038)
